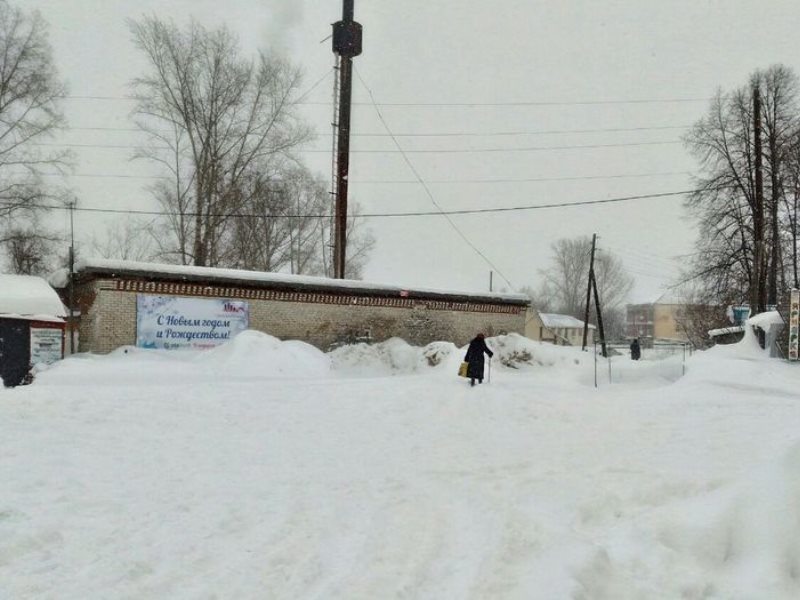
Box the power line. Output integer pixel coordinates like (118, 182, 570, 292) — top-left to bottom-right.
(353, 67, 518, 290)
(59, 94, 713, 107)
(296, 67, 335, 103)
(330, 125, 692, 137)
(299, 140, 682, 154)
(32, 139, 684, 154)
(0, 187, 715, 219)
(28, 170, 692, 185)
(307, 97, 713, 107)
(57, 67, 335, 105)
(36, 172, 170, 180)
(351, 171, 691, 184)
(58, 124, 692, 138)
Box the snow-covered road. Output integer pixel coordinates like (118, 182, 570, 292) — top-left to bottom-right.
(2, 332, 800, 598)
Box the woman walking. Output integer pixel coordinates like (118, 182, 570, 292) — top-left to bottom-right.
(464, 333, 494, 387)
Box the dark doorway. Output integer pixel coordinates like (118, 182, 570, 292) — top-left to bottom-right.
(0, 318, 31, 387)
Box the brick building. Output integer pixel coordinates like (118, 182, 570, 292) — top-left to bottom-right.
(63, 259, 529, 354)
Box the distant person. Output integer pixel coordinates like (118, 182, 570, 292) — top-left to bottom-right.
(465, 333, 494, 386)
(630, 338, 641, 361)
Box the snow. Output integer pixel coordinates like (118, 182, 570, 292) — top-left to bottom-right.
(709, 325, 745, 338)
(710, 311, 783, 339)
(748, 309, 784, 329)
(539, 312, 595, 330)
(0, 274, 66, 318)
(2, 331, 800, 598)
(74, 257, 530, 304)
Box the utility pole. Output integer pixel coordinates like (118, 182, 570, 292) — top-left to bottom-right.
(591, 271, 608, 358)
(68, 201, 76, 355)
(331, 0, 362, 279)
(582, 233, 597, 351)
(752, 83, 766, 314)
(489, 271, 493, 292)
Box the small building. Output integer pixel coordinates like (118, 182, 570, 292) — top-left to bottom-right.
(525, 309, 595, 346)
(0, 274, 66, 387)
(62, 259, 530, 354)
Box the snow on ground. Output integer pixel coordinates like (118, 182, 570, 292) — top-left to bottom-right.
(2, 330, 800, 598)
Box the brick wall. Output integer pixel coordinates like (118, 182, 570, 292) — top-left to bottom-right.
(78, 277, 526, 353)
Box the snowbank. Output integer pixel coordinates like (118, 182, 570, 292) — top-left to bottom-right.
(33, 331, 616, 387)
(198, 330, 331, 379)
(490, 333, 588, 370)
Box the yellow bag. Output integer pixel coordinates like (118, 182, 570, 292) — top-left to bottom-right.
(458, 362, 469, 377)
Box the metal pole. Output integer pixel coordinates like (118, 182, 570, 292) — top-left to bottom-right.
(68, 201, 76, 355)
(489, 271, 493, 292)
(594, 338, 598, 388)
(591, 272, 608, 358)
(582, 233, 597, 351)
(682, 343, 686, 376)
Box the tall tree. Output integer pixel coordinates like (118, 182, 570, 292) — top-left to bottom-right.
(684, 65, 799, 308)
(129, 17, 313, 267)
(0, 1, 69, 262)
(534, 236, 634, 337)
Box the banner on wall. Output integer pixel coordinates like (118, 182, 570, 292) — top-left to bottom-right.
(789, 289, 799, 361)
(136, 295, 249, 350)
(30, 328, 63, 365)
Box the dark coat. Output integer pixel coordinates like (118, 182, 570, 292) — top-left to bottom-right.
(465, 337, 494, 379)
(630, 339, 641, 360)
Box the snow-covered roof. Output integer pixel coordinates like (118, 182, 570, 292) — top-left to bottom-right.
(0, 274, 67, 319)
(539, 313, 595, 330)
(628, 291, 694, 307)
(74, 258, 531, 305)
(747, 310, 783, 329)
(654, 291, 689, 305)
(709, 325, 745, 338)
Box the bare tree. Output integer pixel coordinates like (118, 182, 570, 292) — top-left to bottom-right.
(532, 236, 634, 336)
(0, 219, 59, 275)
(784, 130, 800, 288)
(684, 65, 799, 308)
(518, 285, 553, 313)
(670, 285, 735, 349)
(317, 201, 375, 280)
(90, 217, 158, 262)
(0, 1, 69, 263)
(129, 16, 313, 267)
(224, 164, 374, 278)
(0, 2, 69, 213)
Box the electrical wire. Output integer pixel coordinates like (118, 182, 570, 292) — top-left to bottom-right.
(59, 94, 713, 106)
(351, 172, 692, 184)
(0, 188, 719, 219)
(32, 139, 683, 153)
(353, 66, 517, 289)
(299, 140, 682, 154)
(58, 124, 691, 138)
(27, 170, 692, 185)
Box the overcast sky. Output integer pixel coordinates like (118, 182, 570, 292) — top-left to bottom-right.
(26, 0, 800, 302)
